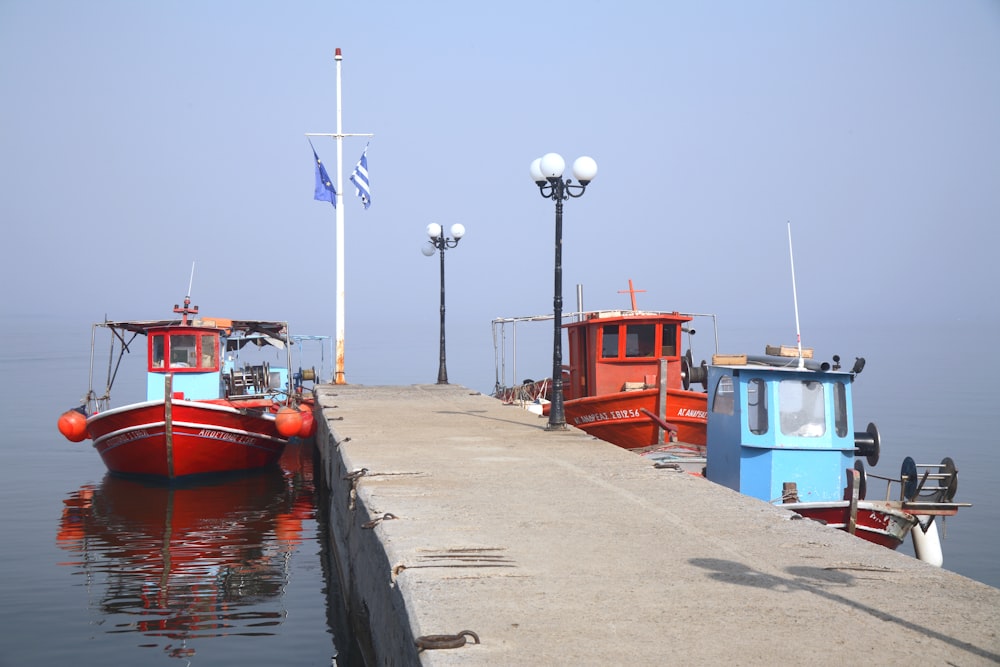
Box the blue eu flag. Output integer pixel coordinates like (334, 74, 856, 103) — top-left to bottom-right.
(312, 146, 336, 207)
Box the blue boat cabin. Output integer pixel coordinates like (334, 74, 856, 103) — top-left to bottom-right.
(145, 323, 288, 402)
(705, 361, 858, 503)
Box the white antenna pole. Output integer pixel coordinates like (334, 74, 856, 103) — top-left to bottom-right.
(305, 49, 374, 385)
(787, 222, 804, 369)
(187, 261, 196, 298)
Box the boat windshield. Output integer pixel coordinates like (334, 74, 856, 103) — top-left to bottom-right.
(779, 380, 826, 437)
(747, 378, 768, 435)
(660, 323, 677, 357)
(601, 325, 619, 358)
(625, 324, 656, 358)
(712, 374, 735, 415)
(602, 322, 680, 360)
(833, 381, 848, 437)
(150, 331, 220, 372)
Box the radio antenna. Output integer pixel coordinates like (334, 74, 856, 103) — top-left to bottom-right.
(187, 261, 196, 298)
(786, 223, 804, 369)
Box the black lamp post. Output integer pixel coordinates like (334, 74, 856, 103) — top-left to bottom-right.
(529, 153, 597, 430)
(422, 223, 466, 384)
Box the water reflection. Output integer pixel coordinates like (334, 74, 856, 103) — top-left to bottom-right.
(56, 444, 316, 659)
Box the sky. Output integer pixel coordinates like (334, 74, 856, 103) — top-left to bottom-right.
(2, 1, 999, 396)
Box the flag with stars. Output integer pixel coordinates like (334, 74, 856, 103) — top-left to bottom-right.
(311, 142, 336, 207)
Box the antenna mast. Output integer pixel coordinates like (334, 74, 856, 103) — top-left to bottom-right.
(174, 262, 199, 325)
(787, 222, 804, 369)
(187, 261, 196, 298)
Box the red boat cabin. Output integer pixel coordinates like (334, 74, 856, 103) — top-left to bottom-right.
(563, 311, 693, 400)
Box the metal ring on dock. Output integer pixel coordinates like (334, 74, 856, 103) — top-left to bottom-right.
(362, 513, 397, 529)
(415, 630, 480, 650)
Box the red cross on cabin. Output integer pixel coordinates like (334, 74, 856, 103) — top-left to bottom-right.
(618, 279, 646, 311)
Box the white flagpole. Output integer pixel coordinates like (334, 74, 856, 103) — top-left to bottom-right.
(334, 49, 346, 385)
(306, 48, 373, 384)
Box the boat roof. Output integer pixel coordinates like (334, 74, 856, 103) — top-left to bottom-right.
(716, 361, 852, 376)
(569, 309, 693, 324)
(492, 309, 695, 327)
(709, 352, 863, 379)
(97, 317, 289, 339)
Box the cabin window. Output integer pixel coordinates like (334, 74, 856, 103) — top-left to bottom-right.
(169, 334, 198, 368)
(660, 324, 677, 357)
(151, 334, 165, 368)
(747, 378, 768, 435)
(833, 382, 848, 437)
(625, 324, 656, 358)
(601, 325, 619, 358)
(779, 380, 826, 437)
(712, 374, 734, 415)
(200, 333, 218, 370)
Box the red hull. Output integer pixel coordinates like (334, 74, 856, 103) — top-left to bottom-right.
(88, 399, 296, 478)
(561, 388, 707, 450)
(785, 501, 919, 549)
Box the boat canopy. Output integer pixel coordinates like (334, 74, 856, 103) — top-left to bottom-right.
(98, 318, 290, 349)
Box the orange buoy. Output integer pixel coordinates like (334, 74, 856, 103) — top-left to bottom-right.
(297, 409, 316, 439)
(58, 409, 89, 442)
(275, 406, 303, 438)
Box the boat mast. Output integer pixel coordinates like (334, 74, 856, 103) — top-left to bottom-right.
(306, 48, 373, 384)
(187, 261, 196, 302)
(787, 222, 805, 369)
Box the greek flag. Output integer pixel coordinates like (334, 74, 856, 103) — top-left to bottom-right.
(311, 141, 336, 207)
(349, 145, 371, 209)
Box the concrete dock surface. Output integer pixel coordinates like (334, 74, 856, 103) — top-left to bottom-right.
(314, 384, 999, 666)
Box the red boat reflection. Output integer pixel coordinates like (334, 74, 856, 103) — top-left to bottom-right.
(57, 443, 316, 658)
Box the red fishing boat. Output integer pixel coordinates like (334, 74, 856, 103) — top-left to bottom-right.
(559, 308, 710, 448)
(57, 293, 320, 480)
(492, 281, 715, 451)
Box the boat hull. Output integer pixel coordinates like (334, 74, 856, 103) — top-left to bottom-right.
(561, 388, 707, 450)
(785, 500, 919, 550)
(87, 399, 295, 479)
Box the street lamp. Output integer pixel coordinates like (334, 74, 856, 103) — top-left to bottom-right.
(422, 222, 466, 384)
(529, 152, 598, 430)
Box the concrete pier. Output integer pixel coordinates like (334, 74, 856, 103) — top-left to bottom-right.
(315, 384, 1000, 666)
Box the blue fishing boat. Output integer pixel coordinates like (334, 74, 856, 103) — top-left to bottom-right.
(703, 348, 969, 564)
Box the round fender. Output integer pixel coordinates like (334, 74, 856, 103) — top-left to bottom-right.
(275, 406, 303, 438)
(58, 408, 88, 442)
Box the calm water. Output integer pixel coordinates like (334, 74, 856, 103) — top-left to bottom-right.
(0, 324, 363, 666)
(847, 322, 1000, 587)
(0, 318, 996, 667)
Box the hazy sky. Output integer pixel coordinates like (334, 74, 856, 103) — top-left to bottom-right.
(3, 1, 998, 395)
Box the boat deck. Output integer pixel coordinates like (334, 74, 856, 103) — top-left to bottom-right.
(314, 384, 999, 665)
